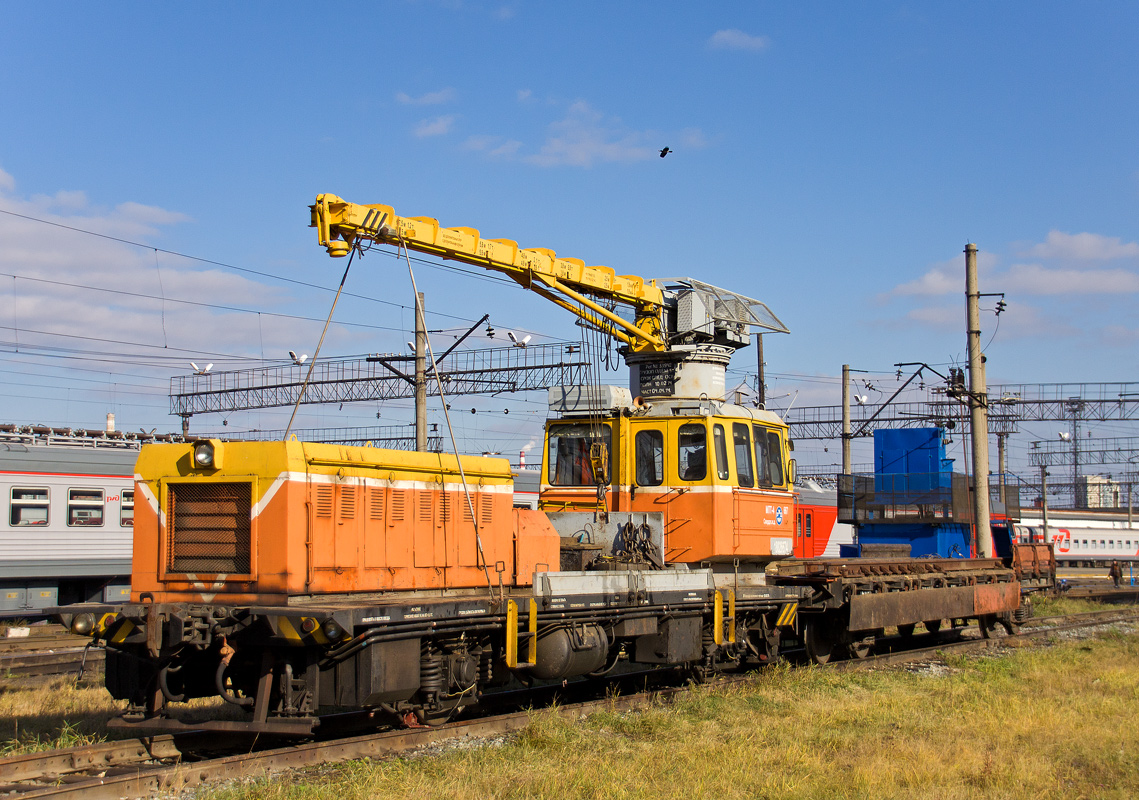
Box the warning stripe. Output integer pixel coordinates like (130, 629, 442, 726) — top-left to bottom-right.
(775, 602, 798, 628)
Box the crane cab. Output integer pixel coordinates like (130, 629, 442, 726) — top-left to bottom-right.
(539, 386, 797, 565)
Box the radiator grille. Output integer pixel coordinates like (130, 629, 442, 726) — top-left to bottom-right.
(167, 482, 252, 574)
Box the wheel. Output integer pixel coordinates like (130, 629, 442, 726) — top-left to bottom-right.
(804, 618, 839, 665)
(923, 620, 942, 634)
(978, 613, 1017, 639)
(847, 636, 873, 659)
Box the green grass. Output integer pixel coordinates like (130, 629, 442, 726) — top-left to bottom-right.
(199, 627, 1139, 800)
(1030, 595, 1118, 617)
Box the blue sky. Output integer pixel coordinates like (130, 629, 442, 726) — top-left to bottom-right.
(0, 2, 1136, 480)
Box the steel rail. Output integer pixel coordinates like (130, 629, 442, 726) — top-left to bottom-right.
(4, 608, 1137, 799)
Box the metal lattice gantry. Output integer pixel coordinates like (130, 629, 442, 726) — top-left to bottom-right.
(170, 342, 593, 416)
(784, 382, 1139, 440)
(195, 425, 444, 452)
(1029, 437, 1139, 468)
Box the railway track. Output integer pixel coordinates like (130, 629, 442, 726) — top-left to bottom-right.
(3, 608, 1136, 799)
(0, 628, 103, 686)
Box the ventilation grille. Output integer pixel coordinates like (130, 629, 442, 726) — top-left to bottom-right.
(168, 482, 252, 575)
(315, 485, 333, 518)
(369, 488, 384, 522)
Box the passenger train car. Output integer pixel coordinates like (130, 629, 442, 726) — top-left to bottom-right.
(793, 481, 854, 558)
(1015, 509, 1139, 568)
(0, 432, 139, 617)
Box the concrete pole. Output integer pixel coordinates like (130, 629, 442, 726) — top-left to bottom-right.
(841, 364, 852, 475)
(756, 334, 766, 408)
(966, 244, 993, 558)
(1040, 465, 1049, 545)
(414, 291, 427, 452)
(997, 432, 1007, 507)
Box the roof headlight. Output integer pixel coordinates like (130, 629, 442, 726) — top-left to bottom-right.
(192, 439, 223, 470)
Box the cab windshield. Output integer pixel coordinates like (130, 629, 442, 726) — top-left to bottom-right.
(547, 423, 612, 486)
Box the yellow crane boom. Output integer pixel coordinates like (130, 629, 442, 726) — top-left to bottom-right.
(310, 194, 667, 352)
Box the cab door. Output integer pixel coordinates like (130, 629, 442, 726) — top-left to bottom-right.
(794, 509, 813, 557)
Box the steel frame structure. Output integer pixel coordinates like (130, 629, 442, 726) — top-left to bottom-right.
(170, 343, 592, 417)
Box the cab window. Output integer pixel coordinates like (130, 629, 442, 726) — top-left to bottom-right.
(732, 423, 754, 488)
(713, 424, 729, 480)
(678, 423, 707, 482)
(753, 426, 785, 487)
(548, 423, 612, 486)
(635, 429, 664, 486)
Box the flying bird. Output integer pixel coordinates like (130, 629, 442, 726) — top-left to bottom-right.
(190, 362, 213, 375)
(507, 331, 531, 347)
(289, 351, 309, 366)
(854, 395, 869, 406)
(659, 147, 672, 158)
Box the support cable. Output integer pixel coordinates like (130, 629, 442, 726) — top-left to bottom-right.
(283, 247, 356, 440)
(397, 238, 496, 602)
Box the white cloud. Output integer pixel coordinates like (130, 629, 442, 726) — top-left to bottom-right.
(462, 100, 706, 168)
(1099, 324, 1139, 346)
(396, 88, 456, 106)
(115, 201, 192, 226)
(0, 167, 15, 193)
(708, 29, 770, 52)
(461, 135, 523, 159)
(0, 174, 293, 360)
(523, 101, 655, 167)
(890, 266, 959, 297)
(885, 241, 1139, 299)
(516, 89, 532, 103)
(414, 114, 457, 138)
(1001, 263, 1139, 295)
(1022, 230, 1139, 261)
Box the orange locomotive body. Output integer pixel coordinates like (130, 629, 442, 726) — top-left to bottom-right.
(130, 440, 559, 606)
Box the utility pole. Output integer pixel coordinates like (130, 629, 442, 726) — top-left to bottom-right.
(965, 244, 993, 558)
(996, 431, 1007, 508)
(756, 334, 766, 408)
(841, 364, 852, 475)
(1040, 465, 1050, 544)
(414, 291, 427, 452)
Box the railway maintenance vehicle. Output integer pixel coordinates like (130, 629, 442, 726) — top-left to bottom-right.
(55, 195, 1028, 734)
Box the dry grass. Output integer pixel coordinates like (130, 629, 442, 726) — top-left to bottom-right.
(202, 627, 1139, 800)
(0, 678, 124, 755)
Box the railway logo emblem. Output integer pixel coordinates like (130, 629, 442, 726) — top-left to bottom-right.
(775, 507, 784, 525)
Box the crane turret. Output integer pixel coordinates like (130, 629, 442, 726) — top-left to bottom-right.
(310, 194, 788, 402)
